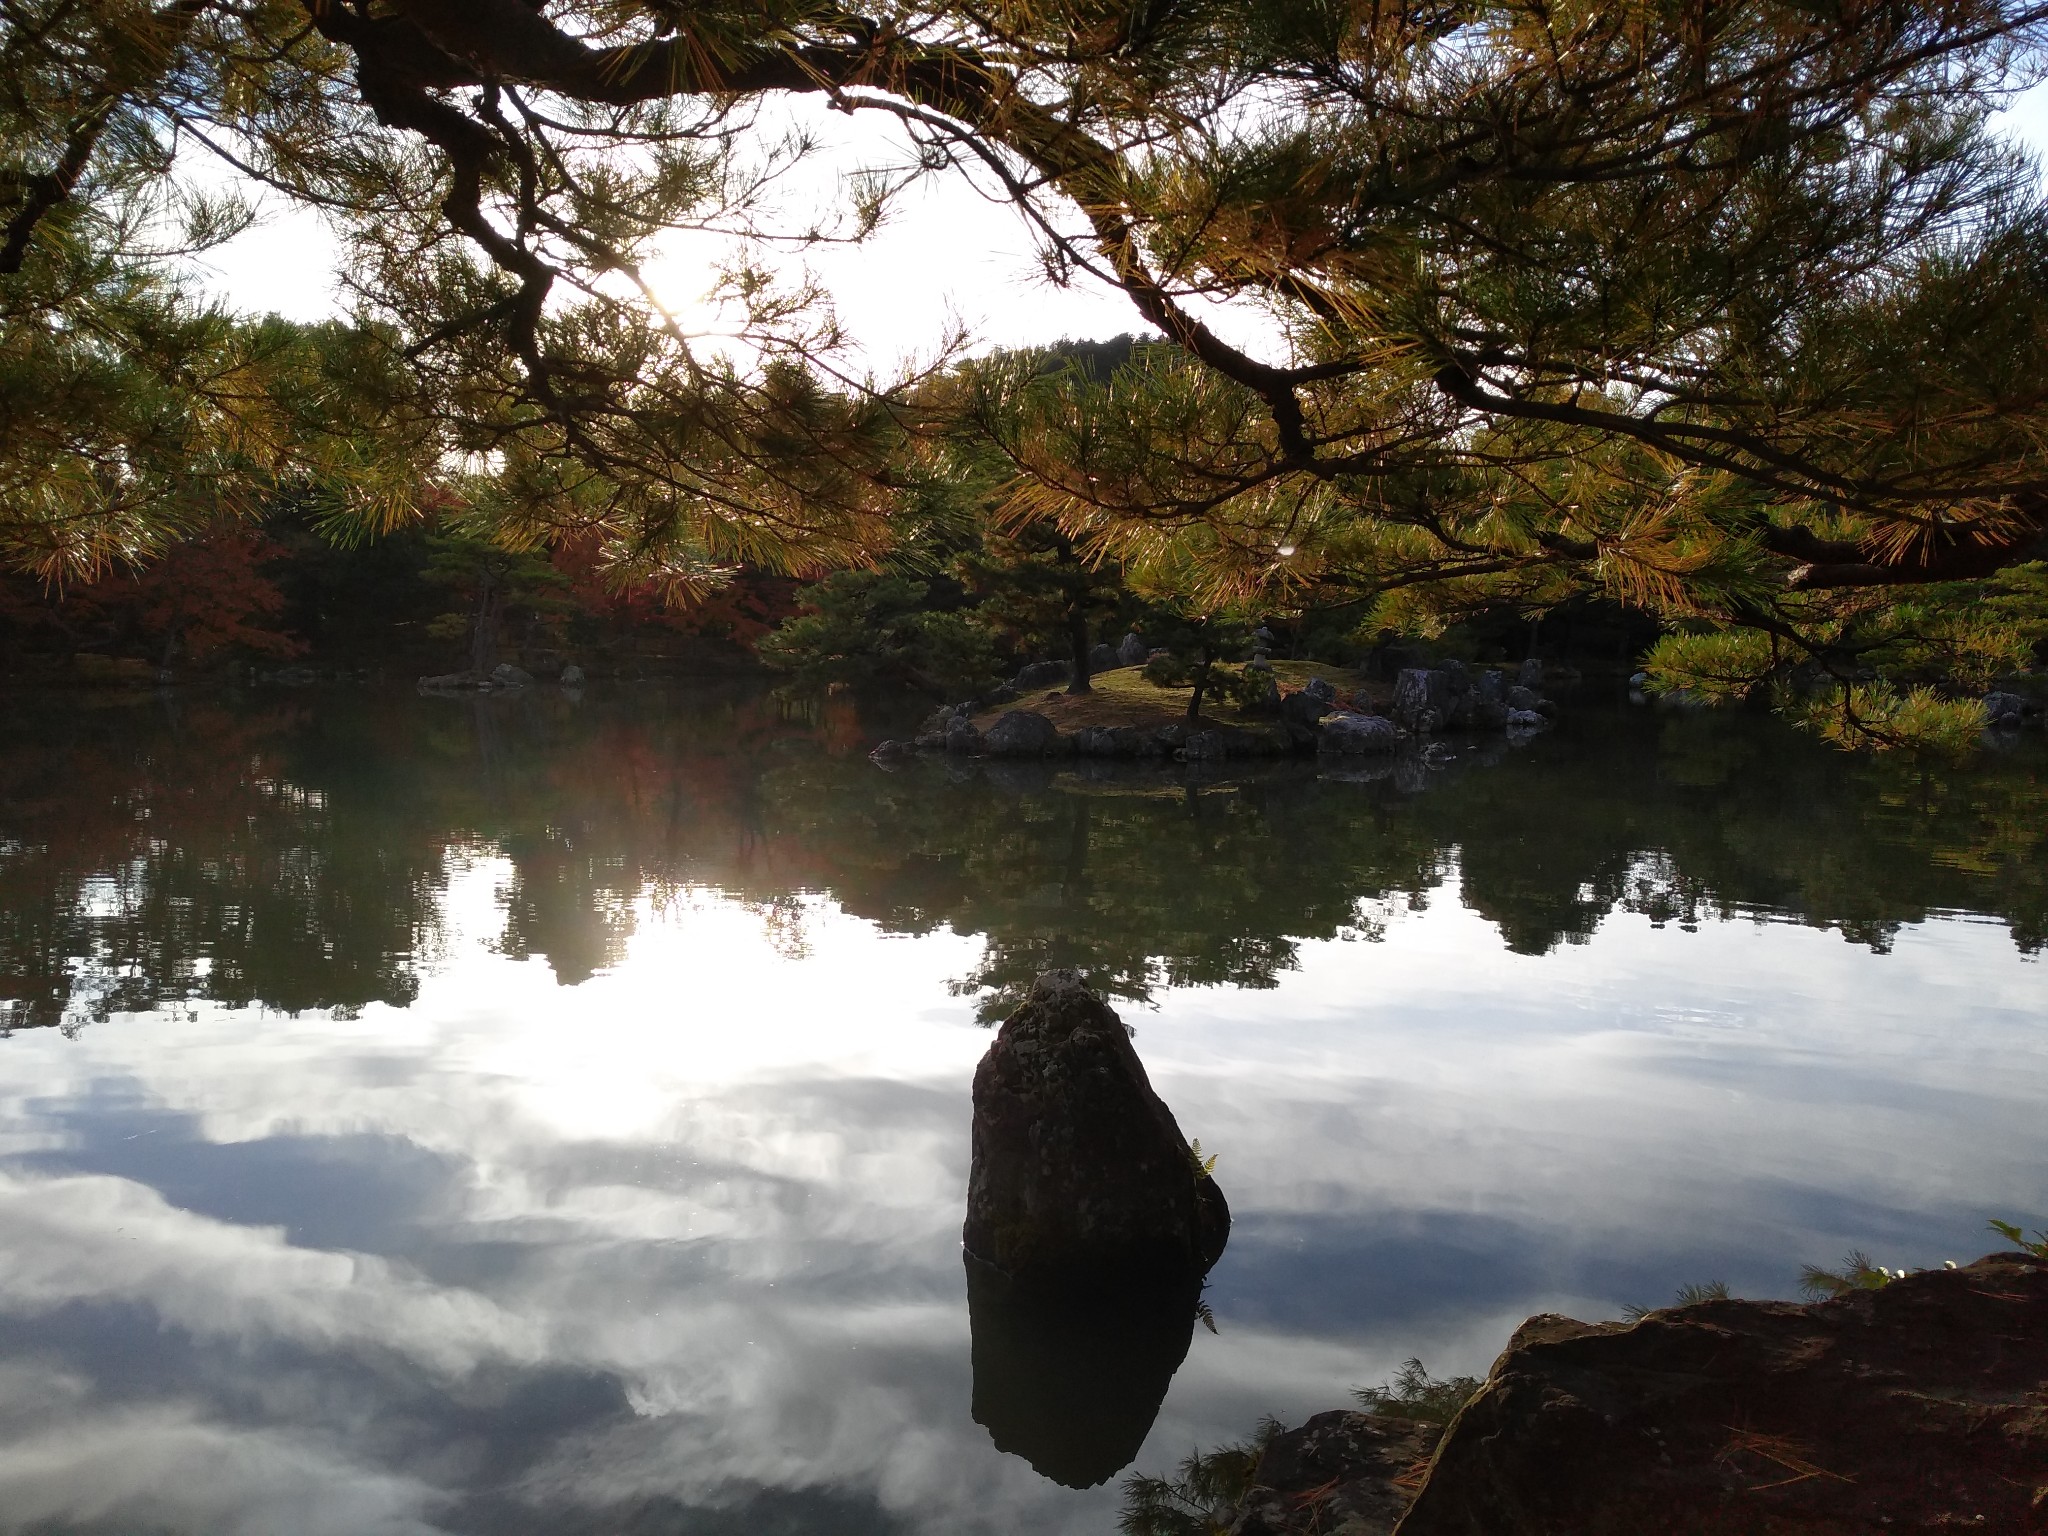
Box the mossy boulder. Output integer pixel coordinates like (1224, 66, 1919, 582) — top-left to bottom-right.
(963, 970, 1228, 1284)
(1399, 1251, 2048, 1535)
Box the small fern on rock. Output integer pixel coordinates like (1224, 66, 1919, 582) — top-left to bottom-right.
(1118, 1420, 1282, 1536)
(1352, 1359, 1482, 1426)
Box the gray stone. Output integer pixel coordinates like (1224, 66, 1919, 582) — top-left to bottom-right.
(1506, 708, 1548, 734)
(869, 739, 914, 765)
(1279, 688, 1330, 744)
(1015, 660, 1069, 690)
(1506, 684, 1541, 713)
(1319, 714, 1399, 754)
(1516, 657, 1545, 690)
(964, 971, 1230, 1284)
(1073, 725, 1164, 758)
(1071, 726, 1115, 757)
(1984, 689, 2028, 727)
(559, 664, 586, 687)
(1116, 726, 1170, 758)
(945, 718, 984, 755)
(1246, 655, 1273, 672)
(1304, 676, 1338, 705)
(1392, 668, 1458, 731)
(1117, 632, 1150, 668)
(1182, 729, 1231, 761)
(1088, 643, 1119, 675)
(984, 709, 1063, 757)
(1476, 668, 1507, 703)
(490, 662, 533, 688)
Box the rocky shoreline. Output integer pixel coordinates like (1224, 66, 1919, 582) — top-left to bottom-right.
(1188, 1250, 2048, 1535)
(872, 658, 1566, 767)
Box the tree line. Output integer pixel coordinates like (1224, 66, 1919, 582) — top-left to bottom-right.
(7, 0, 2048, 742)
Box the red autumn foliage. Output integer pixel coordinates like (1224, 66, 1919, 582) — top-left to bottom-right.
(0, 526, 304, 667)
(550, 535, 799, 647)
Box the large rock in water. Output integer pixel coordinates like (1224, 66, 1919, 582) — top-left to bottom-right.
(1398, 1251, 2048, 1535)
(964, 971, 1229, 1284)
(1320, 713, 1399, 754)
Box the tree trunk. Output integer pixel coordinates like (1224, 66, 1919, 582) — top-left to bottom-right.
(1065, 599, 1093, 695)
(469, 573, 501, 675)
(1185, 641, 1213, 721)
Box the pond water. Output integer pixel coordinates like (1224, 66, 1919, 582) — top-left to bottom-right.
(0, 686, 2044, 1535)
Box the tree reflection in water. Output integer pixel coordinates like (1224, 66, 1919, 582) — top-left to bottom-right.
(2, 686, 2044, 1033)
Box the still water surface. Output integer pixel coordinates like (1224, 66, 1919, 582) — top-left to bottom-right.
(0, 688, 2044, 1534)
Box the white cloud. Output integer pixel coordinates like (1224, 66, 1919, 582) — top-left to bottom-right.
(0, 1404, 445, 1536)
(0, 1171, 544, 1378)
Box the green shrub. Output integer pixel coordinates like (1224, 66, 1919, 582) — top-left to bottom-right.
(1143, 651, 1191, 688)
(1215, 663, 1277, 711)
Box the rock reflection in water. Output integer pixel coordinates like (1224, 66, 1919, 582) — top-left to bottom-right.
(965, 1254, 1204, 1489)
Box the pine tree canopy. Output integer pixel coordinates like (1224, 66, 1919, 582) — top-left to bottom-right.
(6, 0, 2048, 705)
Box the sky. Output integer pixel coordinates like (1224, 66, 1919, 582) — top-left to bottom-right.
(186, 79, 2048, 369)
(188, 98, 1149, 369)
